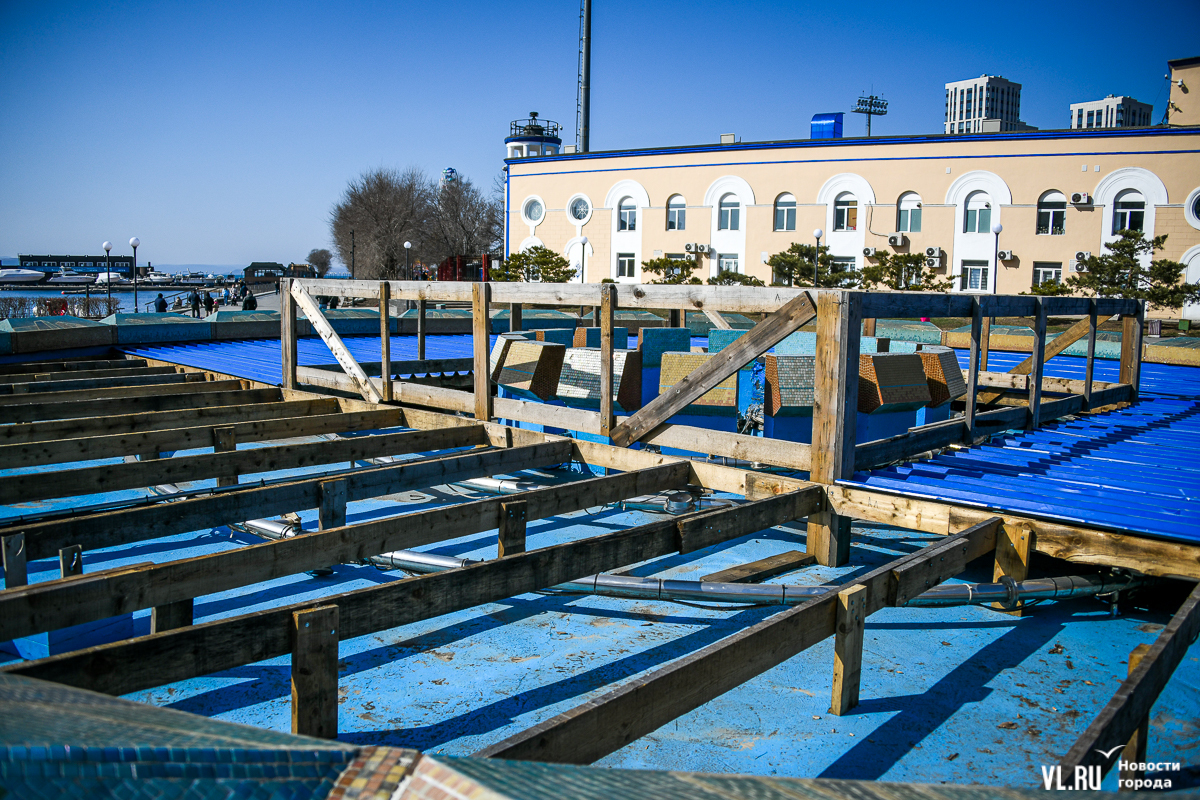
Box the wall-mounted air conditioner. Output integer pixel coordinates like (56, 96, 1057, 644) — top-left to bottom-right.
(925, 246, 943, 258)
(1075, 251, 1091, 261)
(1070, 192, 1091, 205)
(695, 244, 711, 254)
(998, 250, 1014, 260)
(925, 257, 940, 268)
(887, 233, 907, 247)
(862, 247, 878, 257)
(684, 243, 696, 253)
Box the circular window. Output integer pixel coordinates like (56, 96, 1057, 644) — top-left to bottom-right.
(1188, 187, 1200, 230)
(524, 199, 544, 223)
(570, 197, 590, 220)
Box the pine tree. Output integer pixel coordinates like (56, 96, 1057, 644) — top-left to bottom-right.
(641, 255, 700, 284)
(490, 246, 575, 283)
(1065, 230, 1200, 309)
(859, 251, 953, 292)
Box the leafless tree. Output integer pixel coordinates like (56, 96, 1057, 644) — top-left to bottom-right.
(423, 176, 503, 266)
(306, 248, 333, 277)
(330, 167, 433, 280)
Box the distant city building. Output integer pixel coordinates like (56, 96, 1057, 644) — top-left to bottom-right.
(944, 75, 1034, 134)
(18, 254, 133, 276)
(242, 261, 314, 289)
(1069, 95, 1153, 129)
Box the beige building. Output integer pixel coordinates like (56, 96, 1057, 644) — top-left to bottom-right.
(1168, 56, 1200, 127)
(504, 125, 1200, 318)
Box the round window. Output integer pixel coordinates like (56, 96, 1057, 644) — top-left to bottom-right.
(524, 199, 544, 223)
(1193, 193, 1200, 222)
(570, 197, 590, 221)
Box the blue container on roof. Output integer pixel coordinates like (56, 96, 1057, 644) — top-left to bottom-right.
(811, 113, 844, 139)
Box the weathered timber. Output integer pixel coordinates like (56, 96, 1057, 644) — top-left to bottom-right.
(0, 358, 149, 376)
(965, 297, 983, 438)
(0, 373, 211, 408)
(1118, 643, 1152, 788)
(610, 291, 817, 447)
(830, 584, 867, 716)
(281, 278, 298, 390)
(1084, 300, 1098, 406)
(379, 281, 393, 401)
(291, 605, 339, 739)
(0, 371, 193, 396)
(472, 282, 493, 421)
(599, 283, 616, 439)
(700, 551, 816, 583)
(498, 499, 528, 557)
(2, 533, 27, 588)
(975, 313, 1112, 405)
(150, 598, 194, 634)
(291, 281, 384, 404)
(3, 366, 177, 385)
(0, 381, 254, 424)
(703, 309, 732, 330)
(677, 488, 822, 554)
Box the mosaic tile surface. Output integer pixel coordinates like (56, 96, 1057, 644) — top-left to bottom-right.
(488, 333, 528, 382)
(764, 354, 816, 416)
(659, 352, 737, 412)
(557, 348, 643, 412)
(495, 340, 565, 401)
(533, 328, 577, 347)
(637, 327, 692, 368)
(776, 332, 892, 356)
(707, 329, 747, 354)
(917, 346, 967, 406)
(858, 353, 932, 414)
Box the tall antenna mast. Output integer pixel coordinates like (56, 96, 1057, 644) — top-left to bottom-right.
(575, 0, 591, 152)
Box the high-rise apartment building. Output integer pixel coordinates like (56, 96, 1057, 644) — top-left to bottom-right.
(1069, 95, 1153, 129)
(944, 75, 1032, 134)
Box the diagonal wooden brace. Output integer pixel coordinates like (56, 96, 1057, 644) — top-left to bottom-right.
(290, 281, 384, 404)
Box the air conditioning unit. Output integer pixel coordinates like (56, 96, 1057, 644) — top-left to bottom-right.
(888, 233, 907, 247)
(998, 250, 1014, 261)
(684, 243, 696, 253)
(862, 247, 878, 257)
(925, 246, 942, 258)
(695, 244, 711, 254)
(925, 257, 940, 269)
(1075, 251, 1091, 261)
(1071, 261, 1088, 273)
(1070, 192, 1091, 205)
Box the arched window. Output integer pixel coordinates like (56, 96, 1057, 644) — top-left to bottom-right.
(964, 192, 992, 233)
(897, 192, 922, 232)
(1113, 190, 1145, 233)
(1037, 191, 1066, 235)
(718, 194, 740, 231)
(618, 197, 637, 231)
(834, 192, 857, 231)
(774, 193, 796, 231)
(667, 195, 686, 231)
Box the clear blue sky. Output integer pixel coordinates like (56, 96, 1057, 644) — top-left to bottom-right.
(2, 0, 1197, 267)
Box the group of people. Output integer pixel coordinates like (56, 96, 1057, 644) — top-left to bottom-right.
(151, 281, 260, 315)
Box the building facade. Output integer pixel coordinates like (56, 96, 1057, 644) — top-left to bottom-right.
(503, 127, 1200, 316)
(1167, 56, 1200, 127)
(18, 254, 134, 276)
(1069, 95, 1153, 130)
(944, 75, 1032, 134)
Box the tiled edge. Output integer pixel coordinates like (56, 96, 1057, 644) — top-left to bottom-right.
(398, 756, 513, 800)
(328, 746, 420, 800)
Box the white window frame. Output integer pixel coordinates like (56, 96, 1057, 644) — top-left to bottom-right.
(833, 193, 857, 231)
(1033, 262, 1063, 287)
(773, 194, 796, 231)
(618, 198, 637, 231)
(666, 195, 686, 231)
(1112, 190, 1145, 234)
(897, 192, 922, 232)
(963, 192, 992, 234)
(718, 253, 740, 273)
(1037, 191, 1067, 236)
(616, 253, 637, 278)
(960, 260, 989, 292)
(718, 195, 740, 231)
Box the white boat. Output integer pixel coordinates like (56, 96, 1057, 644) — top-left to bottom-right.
(0, 268, 48, 284)
(143, 271, 176, 285)
(94, 271, 131, 287)
(47, 268, 96, 285)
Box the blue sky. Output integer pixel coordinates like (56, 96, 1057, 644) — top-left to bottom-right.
(2, 0, 1197, 267)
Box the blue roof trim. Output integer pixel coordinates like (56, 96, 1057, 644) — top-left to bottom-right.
(506, 126, 1200, 168)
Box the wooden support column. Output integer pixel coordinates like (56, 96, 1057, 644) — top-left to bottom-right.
(472, 282, 493, 421)
(319, 479, 347, 531)
(509, 302, 523, 334)
(980, 315, 992, 372)
(1119, 302, 1144, 402)
(291, 281, 384, 404)
(2, 533, 27, 588)
(830, 584, 866, 716)
(599, 283, 616, 440)
(213, 426, 237, 487)
(291, 604, 339, 739)
(498, 499, 527, 557)
(1084, 299, 1098, 407)
(1028, 298, 1047, 430)
(668, 309, 682, 328)
(379, 282, 392, 402)
(992, 522, 1032, 615)
(1118, 643, 1152, 790)
(862, 318, 877, 337)
(808, 291, 861, 567)
(965, 296, 983, 441)
(417, 298, 427, 360)
(151, 599, 194, 634)
(281, 278, 298, 390)
(59, 544, 83, 578)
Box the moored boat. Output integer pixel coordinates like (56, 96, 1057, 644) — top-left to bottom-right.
(0, 268, 48, 284)
(47, 267, 95, 285)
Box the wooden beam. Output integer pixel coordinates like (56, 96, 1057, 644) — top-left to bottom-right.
(1028, 298, 1047, 430)
(0, 358, 149, 376)
(473, 282, 493, 421)
(599, 283, 616, 439)
(980, 315, 992, 372)
(611, 291, 817, 447)
(291, 604, 339, 739)
(509, 302, 522, 333)
(830, 584, 867, 715)
(1118, 643, 1152, 789)
(319, 479, 347, 530)
(0, 371, 197, 397)
(2, 533, 27, 588)
(702, 309, 731, 330)
(3, 366, 177, 385)
(291, 281, 384, 404)
(212, 426, 237, 487)
(150, 598, 194, 634)
(700, 551, 815, 583)
(992, 522, 1033, 614)
(1058, 582, 1200, 778)
(1085, 299, 1098, 406)
(498, 499, 527, 557)
(59, 544, 83, 578)
(379, 281, 393, 402)
(965, 297, 983, 440)
(282, 278, 298, 390)
(0, 386, 272, 429)
(1119, 303, 1144, 402)
(0, 373, 209, 407)
(477, 516, 1000, 764)
(975, 312, 1109, 406)
(417, 298, 427, 360)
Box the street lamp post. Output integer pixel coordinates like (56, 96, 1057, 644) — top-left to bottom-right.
(404, 241, 411, 281)
(103, 241, 112, 313)
(991, 222, 1003, 294)
(813, 228, 824, 287)
(350, 229, 356, 280)
(130, 237, 140, 312)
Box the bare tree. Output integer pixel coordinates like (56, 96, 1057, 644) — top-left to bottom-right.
(424, 176, 503, 266)
(306, 248, 333, 277)
(330, 167, 433, 280)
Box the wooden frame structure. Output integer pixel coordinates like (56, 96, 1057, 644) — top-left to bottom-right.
(1, 280, 1194, 778)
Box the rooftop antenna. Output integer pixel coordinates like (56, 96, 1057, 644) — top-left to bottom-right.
(575, 0, 591, 152)
(851, 94, 888, 137)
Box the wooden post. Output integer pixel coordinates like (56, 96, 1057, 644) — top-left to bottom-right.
(417, 298, 427, 360)
(319, 479, 347, 531)
(992, 522, 1032, 615)
(1119, 302, 1144, 402)
(151, 598, 194, 634)
(1028, 298, 1047, 430)
(379, 282, 392, 402)
(281, 278, 297, 390)
(862, 318, 877, 337)
(669, 309, 682, 328)
(831, 583, 867, 715)
(59, 544, 83, 578)
(1084, 299, 1098, 408)
(290, 282, 384, 404)
(2, 533, 26, 588)
(980, 315, 992, 372)
(599, 284, 617, 440)
(965, 297, 983, 441)
(291, 604, 339, 739)
(1118, 643, 1152, 790)
(473, 282, 493, 421)
(214, 425, 237, 487)
(498, 499, 527, 557)
(509, 302, 523, 334)
(808, 291, 861, 567)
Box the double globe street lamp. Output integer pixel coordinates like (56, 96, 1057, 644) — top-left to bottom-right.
(102, 241, 113, 310)
(130, 237, 141, 312)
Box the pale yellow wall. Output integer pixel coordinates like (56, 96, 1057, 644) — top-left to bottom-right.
(506, 128, 1200, 303)
(1169, 61, 1200, 127)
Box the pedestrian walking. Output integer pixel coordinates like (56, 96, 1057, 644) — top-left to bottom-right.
(222, 287, 231, 306)
(203, 292, 215, 316)
(187, 289, 201, 318)
(153, 293, 167, 313)
(241, 291, 258, 311)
